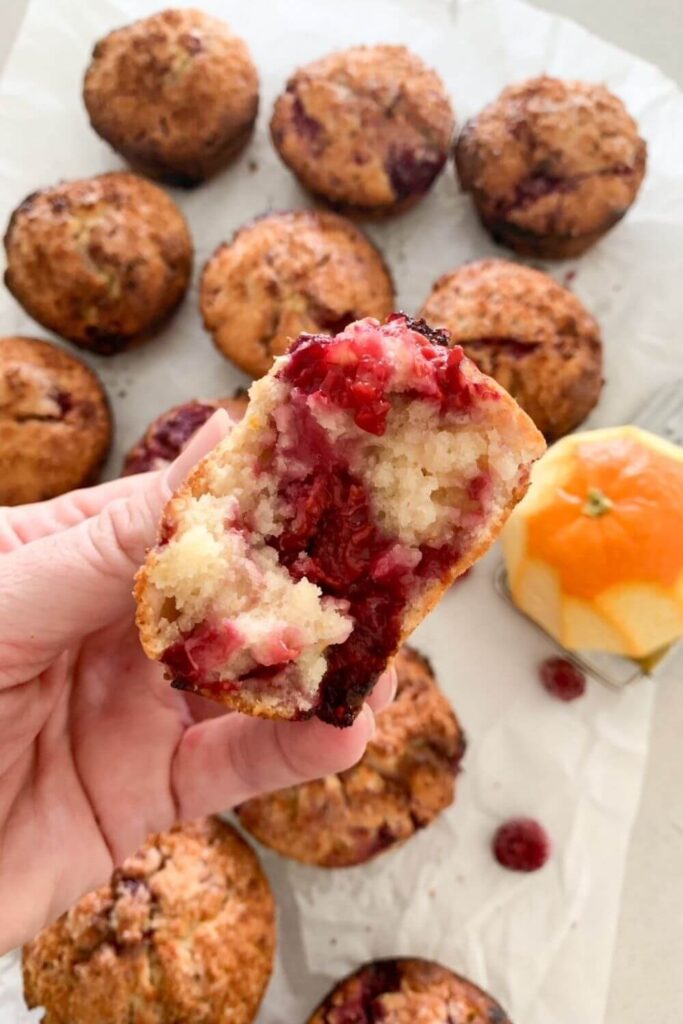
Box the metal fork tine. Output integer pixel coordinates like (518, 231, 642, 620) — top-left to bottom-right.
(633, 380, 683, 445)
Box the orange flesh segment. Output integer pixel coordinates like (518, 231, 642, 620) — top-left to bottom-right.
(526, 436, 683, 600)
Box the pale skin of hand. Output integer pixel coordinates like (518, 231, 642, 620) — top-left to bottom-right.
(0, 411, 396, 953)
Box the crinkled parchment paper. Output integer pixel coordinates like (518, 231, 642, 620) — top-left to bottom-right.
(1, 0, 682, 1021)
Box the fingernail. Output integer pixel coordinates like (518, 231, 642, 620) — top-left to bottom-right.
(387, 665, 398, 702)
(362, 704, 376, 739)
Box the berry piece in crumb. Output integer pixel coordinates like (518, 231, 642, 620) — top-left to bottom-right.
(540, 656, 586, 701)
(493, 817, 551, 872)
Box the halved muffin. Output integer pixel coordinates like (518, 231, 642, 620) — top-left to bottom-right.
(135, 315, 544, 726)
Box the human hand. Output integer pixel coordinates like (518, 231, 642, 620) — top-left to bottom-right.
(0, 411, 395, 952)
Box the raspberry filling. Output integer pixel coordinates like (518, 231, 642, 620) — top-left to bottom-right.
(124, 401, 218, 475)
(268, 318, 497, 724)
(281, 314, 497, 435)
(288, 86, 325, 149)
(163, 620, 244, 684)
(493, 817, 551, 872)
(267, 398, 438, 725)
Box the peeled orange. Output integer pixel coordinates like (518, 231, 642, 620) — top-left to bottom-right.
(502, 426, 683, 659)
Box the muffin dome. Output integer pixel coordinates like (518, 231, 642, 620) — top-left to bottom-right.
(84, 8, 259, 186)
(123, 393, 248, 475)
(421, 259, 603, 439)
(271, 45, 455, 216)
(237, 646, 465, 866)
(0, 336, 112, 504)
(455, 75, 646, 258)
(201, 210, 394, 377)
(4, 172, 192, 354)
(22, 818, 275, 1024)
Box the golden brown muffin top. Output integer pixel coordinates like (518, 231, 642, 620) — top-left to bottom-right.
(271, 45, 455, 214)
(22, 818, 275, 1024)
(421, 259, 603, 439)
(84, 8, 259, 185)
(456, 75, 646, 241)
(237, 646, 465, 866)
(0, 335, 111, 504)
(308, 958, 512, 1023)
(122, 392, 249, 475)
(4, 171, 192, 353)
(201, 210, 394, 377)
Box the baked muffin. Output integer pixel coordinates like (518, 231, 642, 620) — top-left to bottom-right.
(200, 210, 395, 376)
(455, 76, 647, 258)
(84, 9, 259, 187)
(22, 818, 275, 1024)
(4, 172, 192, 354)
(270, 46, 455, 216)
(0, 336, 112, 505)
(237, 646, 465, 866)
(122, 392, 249, 474)
(420, 259, 603, 439)
(135, 314, 544, 726)
(307, 958, 512, 1023)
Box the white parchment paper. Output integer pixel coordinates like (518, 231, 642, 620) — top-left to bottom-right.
(0, 0, 682, 1021)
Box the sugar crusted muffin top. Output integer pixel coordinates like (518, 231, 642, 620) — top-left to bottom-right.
(201, 210, 394, 377)
(271, 45, 455, 215)
(455, 75, 646, 257)
(4, 171, 192, 354)
(84, 8, 259, 186)
(421, 258, 603, 439)
(0, 335, 112, 504)
(307, 958, 512, 1023)
(22, 818, 275, 1024)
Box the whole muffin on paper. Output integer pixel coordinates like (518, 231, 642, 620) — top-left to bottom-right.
(84, 8, 259, 187)
(455, 75, 646, 258)
(201, 210, 394, 377)
(22, 818, 275, 1024)
(420, 258, 603, 439)
(0, 336, 112, 505)
(135, 314, 544, 726)
(4, 172, 192, 354)
(307, 958, 512, 1023)
(271, 45, 455, 216)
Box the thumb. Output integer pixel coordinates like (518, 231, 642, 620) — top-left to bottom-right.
(0, 411, 231, 684)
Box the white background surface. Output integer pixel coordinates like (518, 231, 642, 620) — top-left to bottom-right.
(0, 1, 681, 1021)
